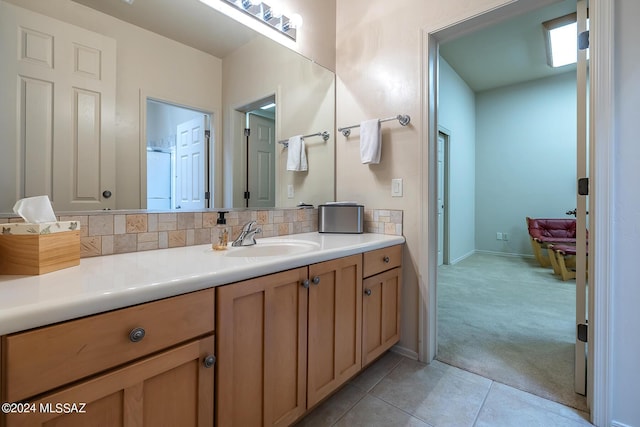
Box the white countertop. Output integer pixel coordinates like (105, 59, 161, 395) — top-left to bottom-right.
(0, 232, 404, 336)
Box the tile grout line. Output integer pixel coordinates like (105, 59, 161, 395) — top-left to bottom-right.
(359, 357, 436, 426)
(472, 380, 496, 427)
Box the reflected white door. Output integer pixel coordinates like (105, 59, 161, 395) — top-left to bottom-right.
(175, 117, 206, 209)
(0, 2, 116, 211)
(247, 114, 276, 208)
(575, 0, 589, 396)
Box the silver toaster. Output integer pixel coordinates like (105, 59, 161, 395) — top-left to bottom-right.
(318, 204, 364, 233)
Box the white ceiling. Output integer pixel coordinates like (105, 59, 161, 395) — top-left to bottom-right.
(439, 0, 577, 92)
(71, 0, 258, 58)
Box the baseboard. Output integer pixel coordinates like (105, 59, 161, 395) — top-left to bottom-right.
(449, 250, 475, 265)
(390, 345, 418, 360)
(475, 249, 534, 259)
(612, 421, 633, 427)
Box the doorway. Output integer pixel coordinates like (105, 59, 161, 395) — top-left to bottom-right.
(420, 0, 602, 418)
(145, 99, 213, 210)
(236, 95, 277, 208)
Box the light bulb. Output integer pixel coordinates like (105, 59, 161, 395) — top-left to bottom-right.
(289, 13, 303, 28)
(269, 4, 282, 18)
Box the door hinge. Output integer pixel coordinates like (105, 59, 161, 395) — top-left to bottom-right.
(244, 128, 251, 137)
(578, 31, 589, 50)
(204, 191, 211, 200)
(577, 323, 588, 343)
(244, 191, 250, 200)
(204, 130, 211, 138)
(578, 178, 589, 196)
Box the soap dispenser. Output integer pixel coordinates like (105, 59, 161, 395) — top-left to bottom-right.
(213, 211, 229, 251)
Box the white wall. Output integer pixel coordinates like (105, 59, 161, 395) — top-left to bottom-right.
(222, 36, 335, 209)
(475, 72, 577, 256)
(438, 59, 476, 263)
(612, 1, 640, 425)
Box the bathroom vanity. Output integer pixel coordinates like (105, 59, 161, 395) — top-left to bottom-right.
(0, 232, 404, 426)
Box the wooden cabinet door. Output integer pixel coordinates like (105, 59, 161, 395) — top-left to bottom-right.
(216, 267, 308, 427)
(362, 267, 402, 366)
(307, 254, 362, 407)
(4, 335, 215, 427)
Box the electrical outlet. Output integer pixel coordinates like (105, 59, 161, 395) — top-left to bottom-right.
(287, 184, 294, 198)
(496, 232, 503, 240)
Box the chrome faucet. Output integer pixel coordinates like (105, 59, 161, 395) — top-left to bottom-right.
(231, 220, 262, 247)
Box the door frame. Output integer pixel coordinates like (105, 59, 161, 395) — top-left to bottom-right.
(139, 92, 217, 209)
(418, 0, 614, 425)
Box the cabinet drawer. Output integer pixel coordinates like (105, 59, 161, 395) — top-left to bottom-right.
(3, 288, 215, 402)
(363, 245, 402, 278)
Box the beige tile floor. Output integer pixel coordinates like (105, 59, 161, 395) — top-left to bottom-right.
(296, 352, 593, 427)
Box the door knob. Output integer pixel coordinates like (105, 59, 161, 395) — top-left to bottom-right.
(312, 276, 320, 285)
(364, 288, 372, 296)
(301, 279, 310, 288)
(102, 190, 112, 199)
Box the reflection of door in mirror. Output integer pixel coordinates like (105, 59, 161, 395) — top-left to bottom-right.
(0, 2, 116, 212)
(145, 99, 212, 210)
(247, 113, 276, 208)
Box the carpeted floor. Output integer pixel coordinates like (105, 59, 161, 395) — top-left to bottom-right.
(436, 252, 588, 412)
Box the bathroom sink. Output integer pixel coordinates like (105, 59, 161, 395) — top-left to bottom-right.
(224, 240, 320, 257)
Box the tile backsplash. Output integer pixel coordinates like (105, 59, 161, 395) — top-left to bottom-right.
(1, 208, 403, 258)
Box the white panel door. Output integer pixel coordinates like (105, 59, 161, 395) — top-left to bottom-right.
(575, 0, 589, 396)
(0, 2, 116, 211)
(248, 114, 276, 208)
(175, 117, 206, 210)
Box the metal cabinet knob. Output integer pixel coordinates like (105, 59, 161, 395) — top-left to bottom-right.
(129, 327, 146, 343)
(383, 256, 390, 263)
(301, 279, 310, 289)
(312, 276, 320, 285)
(364, 288, 372, 296)
(203, 355, 216, 368)
(102, 190, 112, 199)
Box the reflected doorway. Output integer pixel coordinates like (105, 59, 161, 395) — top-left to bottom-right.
(236, 95, 276, 208)
(145, 99, 212, 210)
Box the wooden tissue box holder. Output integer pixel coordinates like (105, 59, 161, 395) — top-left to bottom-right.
(0, 230, 81, 275)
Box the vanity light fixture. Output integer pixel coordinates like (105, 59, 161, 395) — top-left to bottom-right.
(221, 0, 300, 40)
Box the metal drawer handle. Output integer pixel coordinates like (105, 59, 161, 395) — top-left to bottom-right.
(312, 276, 320, 285)
(129, 327, 146, 343)
(364, 288, 372, 296)
(203, 355, 216, 368)
(383, 256, 390, 263)
(301, 279, 310, 289)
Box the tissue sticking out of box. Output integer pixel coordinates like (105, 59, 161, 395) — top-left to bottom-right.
(13, 195, 57, 224)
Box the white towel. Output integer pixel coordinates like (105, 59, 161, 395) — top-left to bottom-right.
(360, 119, 381, 164)
(286, 135, 307, 171)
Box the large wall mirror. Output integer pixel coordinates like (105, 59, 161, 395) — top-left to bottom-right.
(0, 0, 335, 213)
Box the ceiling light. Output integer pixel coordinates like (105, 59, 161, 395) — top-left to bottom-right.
(543, 13, 584, 68)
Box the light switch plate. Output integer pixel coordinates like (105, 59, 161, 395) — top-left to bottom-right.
(391, 178, 403, 197)
(287, 184, 294, 198)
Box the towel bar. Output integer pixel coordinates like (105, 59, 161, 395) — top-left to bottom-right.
(278, 131, 330, 148)
(338, 114, 410, 137)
